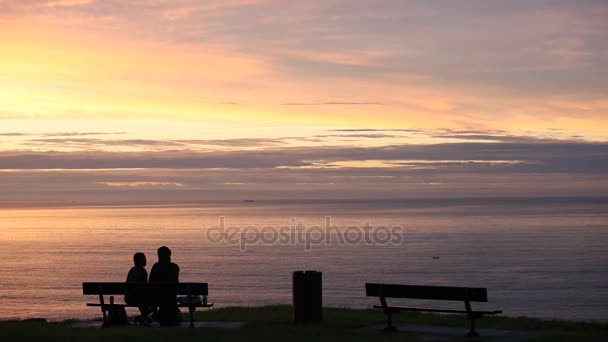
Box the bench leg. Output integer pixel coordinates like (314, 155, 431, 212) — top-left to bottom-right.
(464, 298, 479, 337)
(383, 311, 396, 332)
(189, 306, 195, 328)
(466, 317, 478, 337)
(100, 305, 111, 328)
(101, 310, 108, 328)
(99, 295, 108, 328)
(380, 296, 396, 332)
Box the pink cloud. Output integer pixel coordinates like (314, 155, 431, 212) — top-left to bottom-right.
(97, 181, 184, 188)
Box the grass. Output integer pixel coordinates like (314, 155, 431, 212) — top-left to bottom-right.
(0, 305, 606, 342)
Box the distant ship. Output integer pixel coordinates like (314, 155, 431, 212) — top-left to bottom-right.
(243, 200, 255, 203)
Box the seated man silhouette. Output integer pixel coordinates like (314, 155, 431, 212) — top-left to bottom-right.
(149, 246, 181, 326)
(124, 252, 153, 326)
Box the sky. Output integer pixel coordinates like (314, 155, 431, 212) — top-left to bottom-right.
(1, 0, 607, 205)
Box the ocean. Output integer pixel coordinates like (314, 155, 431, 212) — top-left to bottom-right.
(1, 197, 607, 321)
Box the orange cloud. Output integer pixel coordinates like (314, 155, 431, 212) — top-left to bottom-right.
(0, 23, 270, 120)
(1, 2, 607, 138)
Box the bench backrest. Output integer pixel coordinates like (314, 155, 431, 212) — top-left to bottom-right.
(365, 283, 488, 302)
(83, 282, 208, 296)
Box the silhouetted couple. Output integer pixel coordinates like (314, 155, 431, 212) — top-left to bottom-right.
(125, 246, 181, 326)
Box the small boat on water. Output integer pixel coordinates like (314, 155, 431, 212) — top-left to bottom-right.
(243, 200, 255, 203)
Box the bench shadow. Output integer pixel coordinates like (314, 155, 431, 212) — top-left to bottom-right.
(356, 323, 538, 342)
(69, 320, 247, 330)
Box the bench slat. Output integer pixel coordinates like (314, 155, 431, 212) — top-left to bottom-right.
(82, 282, 208, 295)
(86, 303, 214, 308)
(372, 305, 502, 315)
(366, 283, 488, 302)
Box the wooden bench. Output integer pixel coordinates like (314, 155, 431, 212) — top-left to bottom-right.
(83, 282, 213, 328)
(366, 283, 502, 337)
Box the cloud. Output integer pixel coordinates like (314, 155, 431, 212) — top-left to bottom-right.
(440, 129, 507, 134)
(323, 128, 583, 144)
(23, 137, 287, 149)
(314, 133, 398, 139)
(281, 102, 380, 106)
(45, 0, 91, 7)
(41, 132, 127, 137)
(2, 0, 607, 131)
(430, 134, 576, 143)
(26, 138, 186, 148)
(2, 157, 607, 204)
(175, 138, 287, 147)
(0, 0, 92, 11)
(2, 140, 607, 174)
(329, 129, 423, 133)
(0, 133, 29, 136)
(98, 181, 184, 188)
(0, 131, 126, 137)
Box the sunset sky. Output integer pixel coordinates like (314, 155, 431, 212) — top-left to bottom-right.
(1, 0, 607, 204)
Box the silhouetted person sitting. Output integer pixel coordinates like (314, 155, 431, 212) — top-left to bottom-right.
(124, 252, 153, 326)
(149, 246, 181, 326)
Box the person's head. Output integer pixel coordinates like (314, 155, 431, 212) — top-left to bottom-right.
(157, 246, 172, 262)
(133, 252, 146, 267)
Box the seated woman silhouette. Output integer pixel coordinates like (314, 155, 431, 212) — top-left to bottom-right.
(124, 252, 153, 326)
(149, 246, 181, 326)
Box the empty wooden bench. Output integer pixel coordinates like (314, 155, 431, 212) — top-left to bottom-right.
(83, 282, 213, 328)
(366, 283, 502, 337)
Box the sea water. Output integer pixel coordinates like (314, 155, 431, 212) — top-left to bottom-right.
(1, 197, 607, 321)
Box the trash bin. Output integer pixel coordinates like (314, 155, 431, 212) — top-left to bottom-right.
(292, 270, 322, 323)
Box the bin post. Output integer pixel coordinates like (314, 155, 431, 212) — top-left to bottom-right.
(292, 270, 322, 323)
